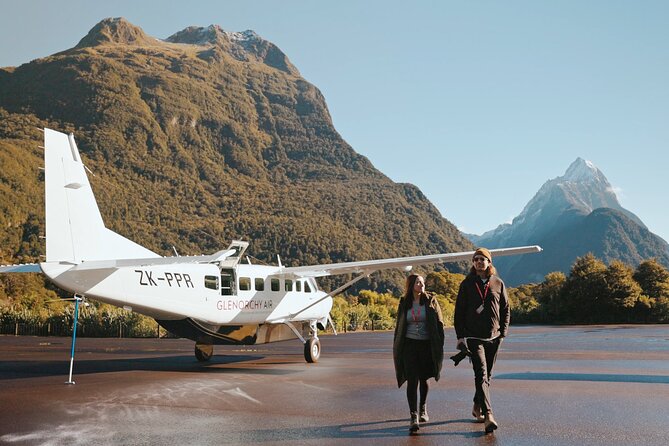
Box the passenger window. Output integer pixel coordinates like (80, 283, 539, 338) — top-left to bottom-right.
(285, 279, 293, 291)
(255, 278, 264, 291)
(204, 275, 219, 290)
(239, 277, 251, 291)
(305, 281, 312, 293)
(296, 281, 302, 292)
(271, 278, 280, 291)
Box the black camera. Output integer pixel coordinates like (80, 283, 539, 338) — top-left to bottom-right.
(450, 345, 470, 366)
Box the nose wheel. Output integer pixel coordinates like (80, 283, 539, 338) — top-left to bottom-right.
(304, 337, 321, 363)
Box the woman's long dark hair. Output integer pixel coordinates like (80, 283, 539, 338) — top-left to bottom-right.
(402, 274, 427, 308)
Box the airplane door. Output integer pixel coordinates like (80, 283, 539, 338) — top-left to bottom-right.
(220, 268, 235, 296)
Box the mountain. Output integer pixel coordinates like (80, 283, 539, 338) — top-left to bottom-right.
(0, 17, 472, 295)
(470, 158, 669, 285)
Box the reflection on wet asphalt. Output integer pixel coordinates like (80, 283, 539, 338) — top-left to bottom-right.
(496, 372, 669, 384)
(1, 325, 667, 445)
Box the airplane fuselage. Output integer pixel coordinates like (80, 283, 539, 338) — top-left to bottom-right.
(41, 261, 333, 326)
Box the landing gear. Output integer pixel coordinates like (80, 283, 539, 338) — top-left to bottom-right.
(303, 320, 321, 363)
(304, 337, 321, 363)
(195, 342, 213, 362)
(284, 320, 323, 363)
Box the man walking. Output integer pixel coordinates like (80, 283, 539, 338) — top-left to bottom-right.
(454, 247, 509, 433)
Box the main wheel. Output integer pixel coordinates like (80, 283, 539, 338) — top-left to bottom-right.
(195, 343, 213, 362)
(304, 337, 321, 363)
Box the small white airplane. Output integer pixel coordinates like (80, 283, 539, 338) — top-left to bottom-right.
(1, 129, 541, 363)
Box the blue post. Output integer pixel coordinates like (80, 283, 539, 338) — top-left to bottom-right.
(65, 297, 80, 385)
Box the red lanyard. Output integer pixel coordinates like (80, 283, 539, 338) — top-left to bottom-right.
(475, 282, 490, 304)
(411, 304, 421, 322)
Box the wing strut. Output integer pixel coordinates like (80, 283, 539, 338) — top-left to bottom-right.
(282, 321, 306, 343)
(327, 314, 338, 336)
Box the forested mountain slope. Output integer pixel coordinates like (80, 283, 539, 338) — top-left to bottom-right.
(0, 18, 471, 299)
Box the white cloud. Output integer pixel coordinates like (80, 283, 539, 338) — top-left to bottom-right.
(608, 185, 625, 202)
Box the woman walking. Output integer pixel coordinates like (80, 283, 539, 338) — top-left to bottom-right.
(393, 274, 445, 432)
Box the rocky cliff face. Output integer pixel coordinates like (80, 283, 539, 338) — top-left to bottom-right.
(0, 18, 472, 292)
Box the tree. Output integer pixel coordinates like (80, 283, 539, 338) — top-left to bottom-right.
(329, 296, 349, 332)
(652, 297, 669, 323)
(508, 283, 540, 323)
(560, 253, 607, 323)
(425, 271, 464, 301)
(601, 261, 643, 322)
(367, 303, 394, 330)
(536, 271, 566, 323)
(633, 259, 669, 299)
(424, 270, 463, 326)
(633, 259, 669, 323)
(347, 303, 370, 331)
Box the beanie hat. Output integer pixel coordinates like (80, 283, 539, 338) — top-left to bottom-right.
(473, 247, 492, 262)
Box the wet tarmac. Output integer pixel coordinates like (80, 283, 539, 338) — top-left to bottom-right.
(0, 325, 668, 445)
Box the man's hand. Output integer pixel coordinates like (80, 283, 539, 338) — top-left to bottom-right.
(457, 338, 466, 349)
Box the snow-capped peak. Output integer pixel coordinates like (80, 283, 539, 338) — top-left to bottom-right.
(562, 157, 601, 183)
(223, 30, 259, 42)
(166, 26, 260, 46)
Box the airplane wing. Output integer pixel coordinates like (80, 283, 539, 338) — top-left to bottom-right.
(0, 263, 41, 273)
(281, 245, 542, 278)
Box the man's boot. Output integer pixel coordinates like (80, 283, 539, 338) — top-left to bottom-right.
(484, 412, 498, 433)
(472, 403, 484, 423)
(409, 411, 419, 432)
(419, 404, 429, 423)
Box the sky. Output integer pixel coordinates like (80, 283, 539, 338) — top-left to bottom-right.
(1, 0, 668, 242)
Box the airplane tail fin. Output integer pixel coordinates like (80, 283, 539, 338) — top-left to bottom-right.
(44, 128, 159, 262)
